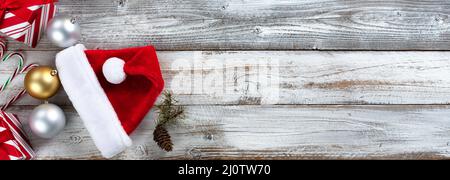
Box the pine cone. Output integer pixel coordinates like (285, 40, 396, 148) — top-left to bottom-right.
(153, 124, 173, 152)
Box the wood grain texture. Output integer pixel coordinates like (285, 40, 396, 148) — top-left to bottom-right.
(2, 51, 450, 106)
(2, 0, 450, 160)
(5, 105, 450, 160)
(4, 0, 450, 51)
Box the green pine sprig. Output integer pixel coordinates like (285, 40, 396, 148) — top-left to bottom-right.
(155, 91, 185, 126)
(153, 91, 185, 152)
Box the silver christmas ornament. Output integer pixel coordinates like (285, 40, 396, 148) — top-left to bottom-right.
(29, 103, 66, 139)
(46, 15, 81, 47)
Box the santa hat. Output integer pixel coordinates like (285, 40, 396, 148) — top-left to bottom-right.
(55, 44, 164, 158)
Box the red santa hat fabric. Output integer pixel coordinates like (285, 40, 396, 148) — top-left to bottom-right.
(55, 44, 164, 158)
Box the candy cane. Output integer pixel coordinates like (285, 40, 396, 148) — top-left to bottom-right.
(0, 38, 6, 59)
(0, 50, 39, 111)
(0, 52, 25, 93)
(1, 90, 27, 111)
(1, 64, 39, 111)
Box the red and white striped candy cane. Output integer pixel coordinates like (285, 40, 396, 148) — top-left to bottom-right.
(0, 50, 39, 111)
(0, 52, 26, 93)
(1, 64, 39, 111)
(0, 37, 6, 59)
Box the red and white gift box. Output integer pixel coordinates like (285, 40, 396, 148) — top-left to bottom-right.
(0, 111, 35, 160)
(0, 0, 58, 47)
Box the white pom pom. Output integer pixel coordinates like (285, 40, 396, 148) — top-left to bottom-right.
(103, 57, 126, 84)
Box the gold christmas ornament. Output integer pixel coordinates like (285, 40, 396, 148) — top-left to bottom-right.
(24, 66, 60, 100)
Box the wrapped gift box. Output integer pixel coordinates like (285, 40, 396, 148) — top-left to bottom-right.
(0, 111, 35, 160)
(0, 0, 57, 47)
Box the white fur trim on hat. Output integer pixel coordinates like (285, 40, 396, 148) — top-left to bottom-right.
(55, 44, 132, 158)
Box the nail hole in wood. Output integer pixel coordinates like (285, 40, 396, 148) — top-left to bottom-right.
(188, 148, 202, 159)
(70, 135, 82, 144)
(254, 27, 262, 34)
(118, 0, 126, 7)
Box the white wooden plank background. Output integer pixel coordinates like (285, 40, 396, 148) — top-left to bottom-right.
(1, 0, 450, 160)
(3, 51, 450, 106)
(7, 105, 450, 160)
(7, 0, 450, 51)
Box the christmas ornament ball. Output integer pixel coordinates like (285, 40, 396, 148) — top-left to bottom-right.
(24, 66, 60, 100)
(29, 103, 66, 139)
(47, 15, 81, 47)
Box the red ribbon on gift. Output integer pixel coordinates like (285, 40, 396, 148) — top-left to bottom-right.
(0, 0, 54, 24)
(0, 0, 57, 47)
(0, 0, 32, 22)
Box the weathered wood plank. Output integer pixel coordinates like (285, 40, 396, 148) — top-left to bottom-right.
(2, 51, 450, 105)
(5, 0, 450, 51)
(6, 105, 450, 160)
